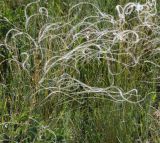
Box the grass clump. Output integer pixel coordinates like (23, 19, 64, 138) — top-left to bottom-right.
(0, 0, 160, 142)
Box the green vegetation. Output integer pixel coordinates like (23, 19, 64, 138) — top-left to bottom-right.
(0, 0, 160, 142)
